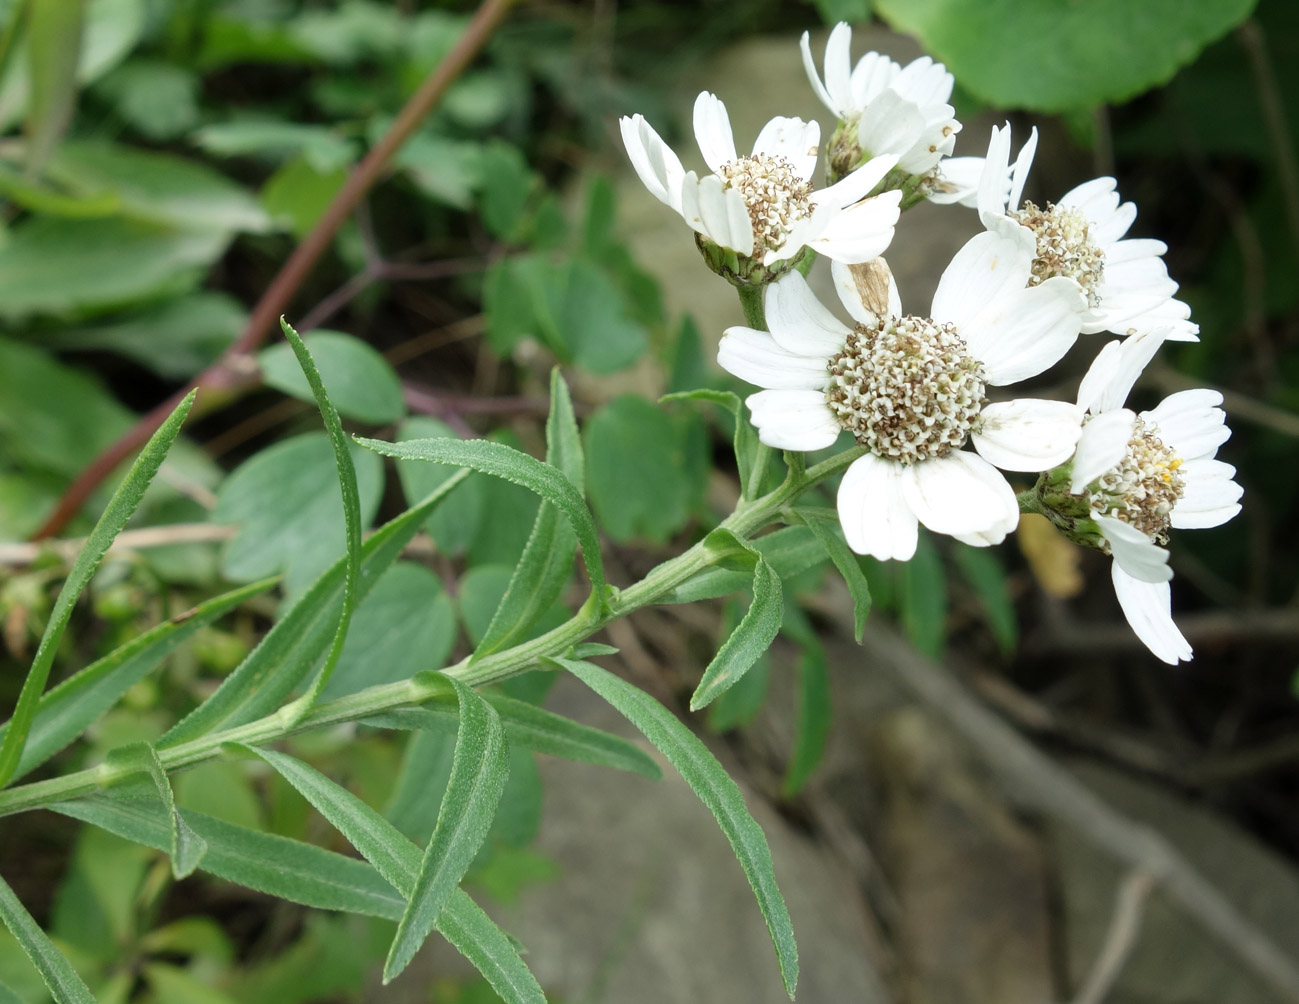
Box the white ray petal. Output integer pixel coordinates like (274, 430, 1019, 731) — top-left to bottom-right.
(972, 399, 1084, 472)
(900, 451, 1018, 538)
(1112, 563, 1192, 664)
(831, 257, 902, 325)
(976, 124, 1014, 225)
(800, 30, 836, 113)
(680, 172, 753, 256)
(823, 22, 854, 116)
(1143, 389, 1229, 460)
(746, 389, 842, 451)
(799, 190, 901, 265)
(693, 91, 737, 173)
(765, 271, 852, 356)
(1171, 461, 1242, 529)
(930, 225, 1036, 331)
(1005, 126, 1038, 213)
(1095, 514, 1171, 583)
(812, 153, 898, 210)
(620, 114, 685, 211)
(1077, 327, 1166, 413)
(1070, 409, 1136, 493)
(837, 453, 918, 560)
(752, 116, 821, 182)
(963, 275, 1086, 386)
(717, 326, 828, 390)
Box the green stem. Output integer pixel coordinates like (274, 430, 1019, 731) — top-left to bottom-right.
(0, 447, 865, 820)
(736, 284, 766, 330)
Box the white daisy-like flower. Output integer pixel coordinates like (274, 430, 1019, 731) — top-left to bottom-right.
(977, 125, 1200, 342)
(800, 23, 960, 180)
(716, 227, 1088, 561)
(620, 92, 902, 269)
(1046, 328, 1242, 663)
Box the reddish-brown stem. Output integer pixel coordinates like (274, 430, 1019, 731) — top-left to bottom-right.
(32, 0, 516, 540)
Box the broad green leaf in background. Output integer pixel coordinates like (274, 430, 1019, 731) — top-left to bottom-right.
(475, 369, 582, 659)
(0, 576, 274, 781)
(0, 161, 119, 217)
(393, 131, 483, 210)
(952, 544, 1018, 655)
(873, 0, 1258, 111)
(584, 395, 707, 545)
(691, 557, 783, 711)
(0, 873, 96, 1004)
(385, 728, 456, 844)
(218, 747, 544, 1004)
(357, 435, 607, 599)
(0, 217, 227, 320)
(366, 688, 661, 779)
(0, 391, 195, 789)
(213, 432, 382, 595)
(103, 743, 207, 878)
(320, 563, 457, 700)
(194, 119, 357, 172)
(93, 60, 199, 140)
(23, 0, 84, 175)
(49, 824, 150, 964)
(261, 154, 347, 237)
(47, 292, 246, 379)
(557, 657, 799, 999)
(143, 964, 239, 1004)
(395, 417, 483, 555)
(385, 677, 509, 983)
(260, 329, 404, 424)
(475, 140, 533, 240)
(44, 141, 270, 233)
(781, 644, 832, 799)
(899, 530, 947, 658)
(661, 389, 771, 501)
(796, 508, 872, 642)
(162, 471, 468, 747)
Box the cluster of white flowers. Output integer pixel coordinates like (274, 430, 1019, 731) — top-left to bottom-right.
(621, 24, 1241, 664)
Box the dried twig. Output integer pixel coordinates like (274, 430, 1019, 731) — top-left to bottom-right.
(1067, 869, 1154, 1004)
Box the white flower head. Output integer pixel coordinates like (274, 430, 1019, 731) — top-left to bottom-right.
(1040, 329, 1242, 663)
(716, 227, 1088, 561)
(620, 92, 901, 272)
(801, 23, 961, 179)
(977, 125, 1200, 342)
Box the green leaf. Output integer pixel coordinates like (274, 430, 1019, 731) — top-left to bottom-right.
(707, 603, 771, 733)
(0, 162, 120, 217)
(93, 61, 199, 141)
(796, 508, 872, 641)
(24, 0, 84, 174)
(781, 645, 831, 798)
(691, 558, 783, 711)
(873, 0, 1257, 111)
(899, 530, 947, 658)
(48, 292, 246, 379)
(952, 544, 1017, 655)
(213, 748, 543, 1004)
(0, 217, 228, 320)
(558, 261, 649, 375)
(556, 657, 799, 998)
(475, 141, 533, 240)
(357, 435, 607, 601)
(475, 369, 582, 659)
(103, 743, 206, 878)
(260, 330, 405, 425)
(0, 390, 195, 788)
(667, 526, 826, 604)
(56, 796, 407, 919)
(320, 563, 457, 701)
(144, 963, 239, 1004)
(364, 690, 661, 780)
(0, 578, 273, 781)
(213, 432, 382, 595)
(274, 319, 364, 721)
(386, 678, 510, 983)
(584, 395, 706, 545)
(45, 141, 270, 233)
(161, 471, 469, 747)
(260, 155, 347, 237)
(661, 388, 768, 500)
(0, 873, 96, 1004)
(194, 119, 357, 172)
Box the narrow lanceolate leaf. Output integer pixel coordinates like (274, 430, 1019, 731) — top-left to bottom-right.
(782, 645, 832, 799)
(667, 526, 825, 604)
(556, 657, 799, 998)
(104, 743, 207, 878)
(0, 578, 274, 782)
(796, 508, 872, 642)
(0, 391, 197, 788)
(25, 0, 85, 175)
(56, 795, 408, 919)
(221, 745, 544, 1004)
(0, 872, 96, 1004)
(691, 558, 783, 712)
(364, 689, 661, 780)
(356, 435, 606, 600)
(475, 369, 584, 659)
(386, 677, 510, 983)
(158, 471, 469, 748)
(278, 318, 363, 721)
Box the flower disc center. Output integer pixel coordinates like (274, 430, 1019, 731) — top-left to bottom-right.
(1087, 418, 1185, 543)
(1010, 200, 1105, 308)
(826, 316, 988, 465)
(717, 154, 813, 258)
